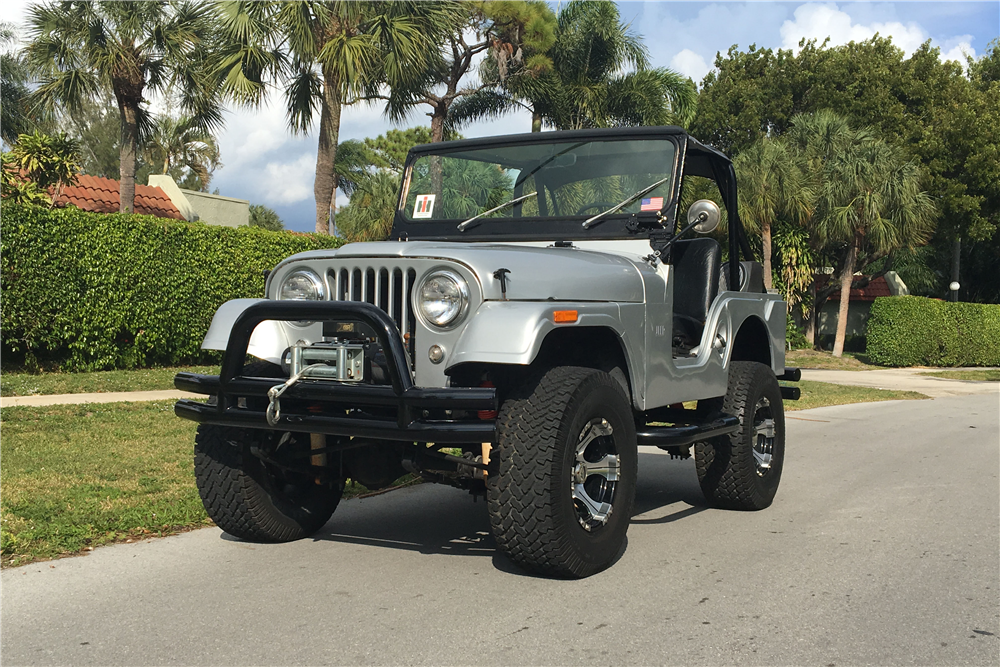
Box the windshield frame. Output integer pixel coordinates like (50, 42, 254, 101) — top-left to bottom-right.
(391, 127, 685, 242)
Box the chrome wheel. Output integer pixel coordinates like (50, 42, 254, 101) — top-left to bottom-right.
(752, 397, 775, 476)
(572, 418, 619, 531)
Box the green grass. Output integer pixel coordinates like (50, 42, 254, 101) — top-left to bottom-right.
(785, 350, 881, 371)
(1, 401, 209, 568)
(0, 400, 415, 568)
(918, 369, 1000, 382)
(0, 365, 219, 397)
(785, 380, 927, 411)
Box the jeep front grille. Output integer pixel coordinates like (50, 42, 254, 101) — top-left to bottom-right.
(328, 265, 417, 364)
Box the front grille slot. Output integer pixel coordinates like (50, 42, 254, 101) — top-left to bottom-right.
(329, 266, 417, 366)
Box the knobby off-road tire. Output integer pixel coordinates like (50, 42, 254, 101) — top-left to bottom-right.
(488, 366, 638, 578)
(695, 361, 785, 510)
(193, 361, 342, 542)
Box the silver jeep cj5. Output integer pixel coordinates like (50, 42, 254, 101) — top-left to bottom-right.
(175, 126, 801, 578)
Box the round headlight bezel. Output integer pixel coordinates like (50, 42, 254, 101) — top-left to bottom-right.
(278, 268, 326, 302)
(417, 269, 470, 329)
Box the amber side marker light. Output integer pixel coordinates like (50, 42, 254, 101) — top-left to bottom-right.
(553, 310, 578, 323)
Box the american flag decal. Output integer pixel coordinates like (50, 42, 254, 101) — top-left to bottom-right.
(640, 197, 664, 211)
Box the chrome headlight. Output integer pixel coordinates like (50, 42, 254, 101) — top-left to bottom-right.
(279, 269, 325, 301)
(418, 270, 469, 328)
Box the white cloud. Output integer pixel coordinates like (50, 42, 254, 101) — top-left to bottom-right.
(940, 35, 976, 69)
(0, 0, 32, 29)
(262, 154, 315, 205)
(780, 3, 928, 55)
(670, 49, 711, 82)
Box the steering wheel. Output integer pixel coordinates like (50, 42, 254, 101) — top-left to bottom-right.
(575, 201, 618, 216)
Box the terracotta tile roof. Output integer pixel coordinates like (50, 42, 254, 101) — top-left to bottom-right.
(817, 274, 893, 302)
(54, 174, 185, 220)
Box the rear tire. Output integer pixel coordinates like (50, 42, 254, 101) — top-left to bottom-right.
(695, 361, 785, 510)
(193, 361, 342, 541)
(488, 367, 637, 578)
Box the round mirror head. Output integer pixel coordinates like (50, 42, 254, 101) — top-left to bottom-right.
(688, 199, 721, 233)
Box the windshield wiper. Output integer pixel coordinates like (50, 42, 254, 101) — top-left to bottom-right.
(581, 175, 673, 229)
(457, 191, 538, 231)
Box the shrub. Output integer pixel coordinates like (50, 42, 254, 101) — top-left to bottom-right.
(1, 203, 341, 370)
(867, 296, 1000, 367)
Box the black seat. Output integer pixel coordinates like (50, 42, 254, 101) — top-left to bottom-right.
(671, 238, 721, 350)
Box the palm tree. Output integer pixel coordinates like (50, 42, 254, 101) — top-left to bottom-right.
(383, 1, 558, 142)
(25, 1, 222, 213)
(448, 1, 696, 132)
(790, 111, 936, 356)
(733, 137, 811, 289)
(143, 114, 221, 191)
(335, 171, 398, 242)
(215, 0, 446, 234)
(1, 23, 46, 145)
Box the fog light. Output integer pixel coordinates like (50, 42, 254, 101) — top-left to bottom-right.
(428, 345, 445, 364)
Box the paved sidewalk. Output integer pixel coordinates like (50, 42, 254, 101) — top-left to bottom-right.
(800, 367, 1000, 398)
(2, 368, 996, 407)
(0, 390, 200, 408)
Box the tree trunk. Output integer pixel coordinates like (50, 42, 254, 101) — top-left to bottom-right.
(314, 76, 342, 235)
(950, 235, 961, 301)
(762, 218, 773, 290)
(804, 279, 816, 346)
(429, 106, 447, 197)
(832, 235, 859, 357)
(531, 110, 542, 133)
(118, 102, 138, 214)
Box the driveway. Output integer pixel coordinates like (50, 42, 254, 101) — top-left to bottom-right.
(2, 393, 998, 666)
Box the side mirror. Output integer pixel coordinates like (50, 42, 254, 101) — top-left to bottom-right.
(687, 200, 721, 234)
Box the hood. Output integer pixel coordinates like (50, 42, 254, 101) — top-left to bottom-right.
(277, 241, 647, 302)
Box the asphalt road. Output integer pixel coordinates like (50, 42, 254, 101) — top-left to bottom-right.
(3, 393, 998, 666)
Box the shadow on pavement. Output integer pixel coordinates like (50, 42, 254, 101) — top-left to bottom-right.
(226, 451, 709, 571)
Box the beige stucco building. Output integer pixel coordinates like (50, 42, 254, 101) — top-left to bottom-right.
(148, 175, 249, 227)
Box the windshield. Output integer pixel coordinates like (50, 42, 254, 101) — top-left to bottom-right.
(401, 138, 677, 225)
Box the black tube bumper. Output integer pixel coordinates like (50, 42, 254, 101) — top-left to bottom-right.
(174, 301, 497, 443)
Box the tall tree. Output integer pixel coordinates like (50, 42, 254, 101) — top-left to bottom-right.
(384, 1, 558, 142)
(733, 137, 811, 289)
(143, 114, 221, 191)
(449, 0, 695, 133)
(25, 1, 222, 213)
(1, 23, 49, 145)
(692, 36, 999, 301)
(790, 111, 936, 356)
(216, 0, 446, 234)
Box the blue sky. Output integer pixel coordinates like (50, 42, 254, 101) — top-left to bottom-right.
(2, 1, 997, 232)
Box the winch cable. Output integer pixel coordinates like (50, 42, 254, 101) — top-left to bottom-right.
(265, 364, 327, 426)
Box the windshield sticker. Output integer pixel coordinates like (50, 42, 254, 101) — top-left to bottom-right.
(413, 194, 436, 219)
(640, 197, 664, 211)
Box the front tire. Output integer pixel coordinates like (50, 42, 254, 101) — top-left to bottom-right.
(488, 367, 638, 578)
(193, 362, 342, 542)
(695, 361, 785, 510)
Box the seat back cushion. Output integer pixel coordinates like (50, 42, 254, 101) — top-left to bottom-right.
(672, 238, 722, 327)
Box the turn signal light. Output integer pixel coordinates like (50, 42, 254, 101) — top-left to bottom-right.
(553, 310, 578, 323)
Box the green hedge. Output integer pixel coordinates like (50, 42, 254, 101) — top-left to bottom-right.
(867, 296, 1000, 367)
(1, 203, 341, 370)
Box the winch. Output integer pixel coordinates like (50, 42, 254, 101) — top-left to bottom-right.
(290, 340, 365, 382)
